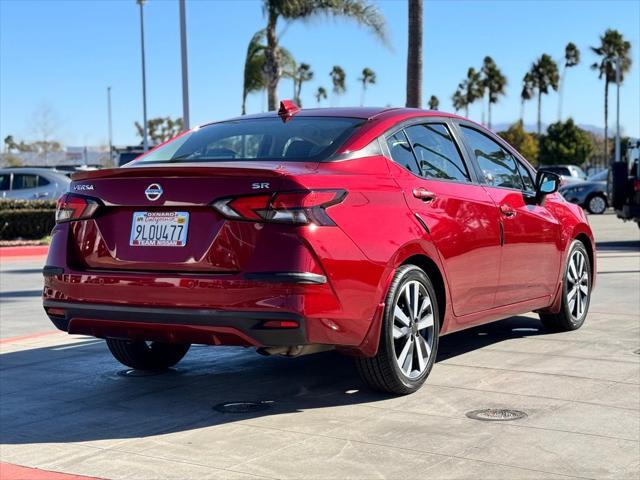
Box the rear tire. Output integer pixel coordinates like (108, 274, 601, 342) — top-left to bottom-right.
(356, 265, 439, 395)
(540, 240, 591, 332)
(586, 193, 607, 214)
(106, 339, 190, 371)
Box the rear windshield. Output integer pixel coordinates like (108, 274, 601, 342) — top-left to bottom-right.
(132, 116, 363, 164)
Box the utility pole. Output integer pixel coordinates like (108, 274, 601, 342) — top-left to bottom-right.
(614, 55, 621, 164)
(107, 87, 113, 165)
(137, 0, 149, 152)
(179, 0, 190, 130)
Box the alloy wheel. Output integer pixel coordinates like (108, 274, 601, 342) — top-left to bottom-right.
(566, 250, 589, 321)
(588, 196, 606, 214)
(392, 280, 435, 379)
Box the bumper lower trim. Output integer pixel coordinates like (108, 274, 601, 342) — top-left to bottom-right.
(243, 271, 327, 284)
(43, 300, 306, 347)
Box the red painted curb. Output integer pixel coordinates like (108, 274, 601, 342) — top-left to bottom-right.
(0, 463, 100, 480)
(0, 331, 61, 345)
(0, 246, 49, 259)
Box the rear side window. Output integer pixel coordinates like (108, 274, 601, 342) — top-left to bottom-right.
(404, 124, 470, 182)
(133, 117, 363, 164)
(12, 174, 39, 190)
(0, 174, 9, 190)
(461, 126, 524, 190)
(386, 131, 420, 174)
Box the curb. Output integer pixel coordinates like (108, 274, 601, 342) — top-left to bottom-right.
(0, 245, 49, 259)
(0, 463, 100, 479)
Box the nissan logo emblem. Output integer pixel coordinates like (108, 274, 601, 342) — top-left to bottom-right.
(145, 183, 163, 201)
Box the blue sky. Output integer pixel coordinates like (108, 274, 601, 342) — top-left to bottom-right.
(1, 0, 639, 147)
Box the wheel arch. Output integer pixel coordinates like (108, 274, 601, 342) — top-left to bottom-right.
(400, 254, 447, 332)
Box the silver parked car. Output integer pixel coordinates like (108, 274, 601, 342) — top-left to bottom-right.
(0, 168, 71, 200)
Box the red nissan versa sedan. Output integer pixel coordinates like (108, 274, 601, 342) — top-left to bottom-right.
(43, 103, 595, 394)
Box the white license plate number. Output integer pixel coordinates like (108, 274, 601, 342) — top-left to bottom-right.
(130, 212, 189, 247)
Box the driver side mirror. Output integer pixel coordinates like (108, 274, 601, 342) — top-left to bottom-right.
(535, 171, 561, 203)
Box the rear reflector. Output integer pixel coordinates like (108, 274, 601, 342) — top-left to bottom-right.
(261, 320, 299, 329)
(56, 193, 100, 223)
(46, 307, 66, 317)
(212, 189, 346, 226)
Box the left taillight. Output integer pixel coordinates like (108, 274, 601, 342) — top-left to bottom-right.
(56, 193, 100, 223)
(212, 189, 346, 226)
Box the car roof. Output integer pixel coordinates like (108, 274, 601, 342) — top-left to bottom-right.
(206, 107, 462, 124)
(0, 167, 71, 177)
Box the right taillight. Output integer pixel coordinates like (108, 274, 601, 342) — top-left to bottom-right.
(56, 193, 100, 223)
(212, 189, 346, 226)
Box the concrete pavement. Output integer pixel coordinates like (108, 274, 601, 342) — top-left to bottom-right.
(0, 213, 638, 479)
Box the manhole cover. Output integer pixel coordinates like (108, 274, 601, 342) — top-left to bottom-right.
(117, 368, 168, 377)
(213, 401, 271, 414)
(466, 408, 527, 421)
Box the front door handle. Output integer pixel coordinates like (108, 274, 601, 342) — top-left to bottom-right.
(500, 204, 516, 217)
(413, 187, 436, 202)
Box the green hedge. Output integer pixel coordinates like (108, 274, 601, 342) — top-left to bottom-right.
(0, 199, 56, 240)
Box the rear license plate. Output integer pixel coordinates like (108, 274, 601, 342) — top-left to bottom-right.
(130, 212, 189, 247)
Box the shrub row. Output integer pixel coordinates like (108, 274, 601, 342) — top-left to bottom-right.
(0, 199, 56, 240)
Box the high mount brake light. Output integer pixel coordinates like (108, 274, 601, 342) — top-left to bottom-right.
(212, 190, 346, 226)
(56, 193, 100, 223)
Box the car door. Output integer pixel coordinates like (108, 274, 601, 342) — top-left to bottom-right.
(384, 120, 502, 317)
(11, 173, 49, 199)
(457, 124, 561, 306)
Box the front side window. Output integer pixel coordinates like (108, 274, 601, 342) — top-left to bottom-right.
(404, 123, 470, 182)
(516, 161, 536, 192)
(386, 131, 420, 174)
(133, 117, 363, 164)
(0, 174, 9, 191)
(461, 126, 524, 190)
(12, 174, 39, 190)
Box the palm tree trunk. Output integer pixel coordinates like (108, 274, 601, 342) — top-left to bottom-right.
(405, 0, 423, 108)
(537, 91, 542, 136)
(558, 66, 567, 121)
(520, 99, 524, 123)
(464, 105, 469, 118)
(264, 10, 279, 111)
(488, 101, 492, 130)
(241, 90, 247, 115)
(604, 79, 609, 166)
(360, 85, 365, 107)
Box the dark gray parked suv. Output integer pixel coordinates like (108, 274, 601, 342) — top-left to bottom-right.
(559, 170, 608, 214)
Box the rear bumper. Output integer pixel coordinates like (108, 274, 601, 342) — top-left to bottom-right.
(44, 299, 306, 346)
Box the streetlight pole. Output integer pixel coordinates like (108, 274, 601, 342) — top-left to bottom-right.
(179, 0, 190, 130)
(137, 0, 149, 152)
(107, 86, 113, 165)
(614, 55, 621, 164)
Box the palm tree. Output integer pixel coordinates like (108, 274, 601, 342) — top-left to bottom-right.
(591, 29, 632, 162)
(481, 56, 507, 130)
(529, 54, 559, 135)
(359, 68, 376, 106)
(453, 67, 483, 118)
(558, 42, 580, 121)
(330, 66, 346, 105)
(315, 87, 328, 105)
(242, 29, 294, 114)
(520, 72, 534, 122)
(292, 63, 313, 107)
(428, 95, 439, 110)
(406, 0, 422, 108)
(261, 0, 387, 111)
(452, 89, 465, 114)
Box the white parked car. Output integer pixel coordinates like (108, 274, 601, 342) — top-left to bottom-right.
(0, 168, 71, 200)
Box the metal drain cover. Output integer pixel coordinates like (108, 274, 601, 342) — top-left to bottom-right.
(213, 401, 271, 414)
(466, 408, 527, 421)
(117, 368, 168, 377)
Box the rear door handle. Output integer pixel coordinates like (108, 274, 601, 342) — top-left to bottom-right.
(413, 187, 436, 202)
(500, 204, 516, 217)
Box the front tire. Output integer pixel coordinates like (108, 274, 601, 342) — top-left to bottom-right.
(540, 240, 591, 332)
(356, 265, 439, 395)
(106, 339, 190, 371)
